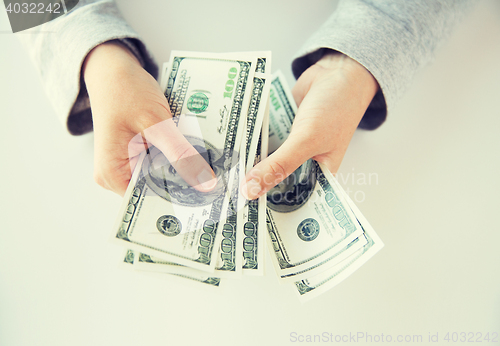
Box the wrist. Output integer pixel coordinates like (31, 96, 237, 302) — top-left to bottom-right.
(316, 50, 379, 109)
(83, 41, 141, 89)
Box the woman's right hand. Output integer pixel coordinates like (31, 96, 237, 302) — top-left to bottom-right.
(83, 41, 217, 196)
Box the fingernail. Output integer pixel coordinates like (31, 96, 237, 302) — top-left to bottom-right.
(197, 169, 217, 191)
(242, 178, 262, 200)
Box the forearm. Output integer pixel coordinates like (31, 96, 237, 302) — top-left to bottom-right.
(83, 41, 140, 101)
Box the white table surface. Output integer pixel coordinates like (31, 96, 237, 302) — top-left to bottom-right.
(1, 1, 499, 345)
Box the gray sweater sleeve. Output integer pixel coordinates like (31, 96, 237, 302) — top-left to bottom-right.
(19, 0, 158, 135)
(292, 0, 477, 130)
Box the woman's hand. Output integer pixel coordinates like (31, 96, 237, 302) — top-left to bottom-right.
(83, 41, 217, 196)
(242, 51, 379, 200)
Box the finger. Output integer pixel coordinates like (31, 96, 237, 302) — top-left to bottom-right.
(241, 135, 313, 200)
(142, 119, 217, 192)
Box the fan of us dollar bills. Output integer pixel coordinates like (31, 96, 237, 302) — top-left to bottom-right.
(112, 51, 383, 302)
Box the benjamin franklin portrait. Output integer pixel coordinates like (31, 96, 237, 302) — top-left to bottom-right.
(142, 137, 231, 206)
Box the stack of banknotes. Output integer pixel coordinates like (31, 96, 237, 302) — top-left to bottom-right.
(112, 51, 383, 302)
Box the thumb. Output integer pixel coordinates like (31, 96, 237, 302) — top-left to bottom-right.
(241, 136, 312, 200)
(141, 119, 217, 192)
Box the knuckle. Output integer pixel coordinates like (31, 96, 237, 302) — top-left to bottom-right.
(134, 111, 162, 133)
(131, 104, 170, 134)
(267, 160, 288, 182)
(171, 143, 196, 163)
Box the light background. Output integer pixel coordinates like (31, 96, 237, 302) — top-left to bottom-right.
(0, 1, 499, 345)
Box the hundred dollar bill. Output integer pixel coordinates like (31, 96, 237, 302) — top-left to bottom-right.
(241, 73, 270, 275)
(214, 69, 271, 277)
(266, 71, 382, 291)
(266, 163, 364, 277)
(265, 71, 364, 278)
(294, 185, 384, 302)
(112, 52, 257, 272)
(240, 106, 269, 275)
(162, 60, 240, 277)
(203, 54, 271, 276)
(161, 61, 244, 277)
(214, 158, 242, 276)
(159, 56, 271, 277)
(123, 250, 221, 287)
(278, 211, 368, 283)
